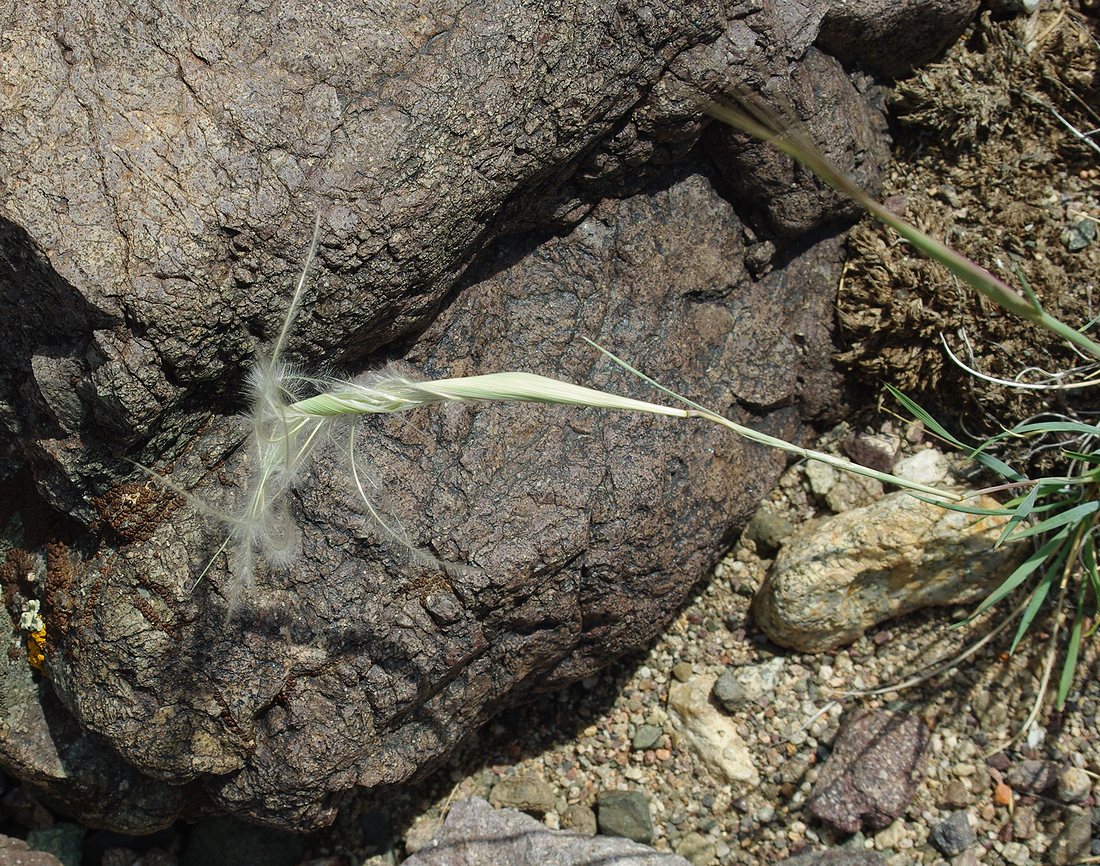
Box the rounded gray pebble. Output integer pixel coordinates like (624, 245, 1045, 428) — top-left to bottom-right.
(929, 811, 976, 856)
(596, 790, 653, 844)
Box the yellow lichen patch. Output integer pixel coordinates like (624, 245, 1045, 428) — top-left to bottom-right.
(26, 626, 46, 673)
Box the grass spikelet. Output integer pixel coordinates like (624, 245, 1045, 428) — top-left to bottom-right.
(176, 216, 958, 606)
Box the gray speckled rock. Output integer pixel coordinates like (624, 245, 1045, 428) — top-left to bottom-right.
(403, 797, 689, 866)
(712, 657, 784, 709)
(753, 492, 1024, 652)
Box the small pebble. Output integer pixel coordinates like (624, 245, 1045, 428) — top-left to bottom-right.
(1057, 767, 1091, 803)
(1005, 760, 1057, 794)
(942, 780, 970, 808)
(874, 820, 907, 850)
(596, 790, 653, 844)
(631, 724, 663, 751)
(1000, 841, 1032, 866)
(930, 812, 976, 856)
(1012, 806, 1037, 841)
(561, 804, 597, 835)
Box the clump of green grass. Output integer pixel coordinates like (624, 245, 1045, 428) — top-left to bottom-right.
(893, 388, 1099, 720)
(707, 93, 1100, 728)
(172, 218, 956, 608)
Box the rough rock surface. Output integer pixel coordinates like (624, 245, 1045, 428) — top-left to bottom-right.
(818, 0, 981, 78)
(402, 797, 690, 866)
(808, 710, 930, 833)
(929, 811, 977, 857)
(0, 0, 978, 834)
(1004, 759, 1059, 795)
(753, 491, 1025, 652)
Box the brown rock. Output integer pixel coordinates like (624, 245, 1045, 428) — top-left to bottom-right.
(561, 804, 597, 836)
(489, 776, 557, 815)
(818, 0, 982, 77)
(1005, 760, 1058, 795)
(941, 780, 970, 809)
(0, 0, 980, 835)
(808, 710, 930, 833)
(1011, 806, 1037, 841)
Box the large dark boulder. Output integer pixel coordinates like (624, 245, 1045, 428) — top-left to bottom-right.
(0, 0, 976, 832)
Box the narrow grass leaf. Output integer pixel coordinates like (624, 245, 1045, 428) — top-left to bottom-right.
(1083, 538, 1100, 633)
(1008, 552, 1064, 653)
(959, 442, 1027, 482)
(1007, 421, 1100, 437)
(290, 371, 690, 420)
(912, 495, 1013, 516)
(996, 482, 1041, 548)
(1006, 500, 1100, 542)
(1061, 450, 1100, 465)
(886, 386, 969, 448)
(1055, 581, 1087, 709)
(973, 528, 1070, 617)
(589, 340, 959, 500)
(886, 387, 1024, 480)
(707, 98, 1100, 361)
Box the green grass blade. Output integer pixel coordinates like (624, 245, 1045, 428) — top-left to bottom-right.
(886, 386, 1024, 480)
(588, 340, 961, 500)
(996, 483, 1041, 549)
(911, 495, 1013, 516)
(1011, 260, 1044, 313)
(707, 99, 1100, 361)
(886, 386, 969, 448)
(1061, 450, 1100, 465)
(1055, 582, 1087, 709)
(1008, 564, 1059, 653)
(1007, 421, 1100, 437)
(973, 529, 1070, 617)
(1083, 538, 1100, 633)
(958, 441, 1026, 482)
(1006, 501, 1100, 542)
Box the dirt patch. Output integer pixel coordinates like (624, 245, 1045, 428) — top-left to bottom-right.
(837, 7, 1099, 463)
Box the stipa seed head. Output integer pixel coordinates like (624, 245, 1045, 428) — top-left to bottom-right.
(178, 218, 947, 609)
(223, 355, 330, 598)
